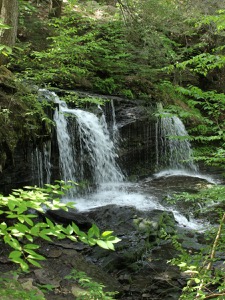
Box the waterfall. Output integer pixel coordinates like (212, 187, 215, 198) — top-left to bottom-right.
(50, 92, 124, 193)
(32, 141, 51, 187)
(110, 99, 120, 145)
(156, 113, 198, 173)
(53, 100, 77, 185)
(71, 109, 124, 184)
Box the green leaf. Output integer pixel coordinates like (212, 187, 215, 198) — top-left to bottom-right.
(17, 203, 28, 214)
(25, 234, 33, 242)
(101, 231, 113, 237)
(46, 218, 54, 228)
(15, 223, 29, 233)
(65, 224, 74, 235)
(106, 241, 115, 251)
(4, 236, 22, 250)
(91, 224, 100, 238)
(107, 237, 121, 243)
(26, 252, 45, 261)
(0, 222, 7, 231)
(39, 233, 52, 241)
(8, 199, 17, 210)
(72, 222, 80, 235)
(67, 235, 77, 242)
(23, 216, 34, 226)
(18, 216, 25, 223)
(7, 214, 19, 219)
(9, 250, 22, 259)
(27, 258, 42, 268)
(88, 227, 94, 238)
(30, 226, 40, 236)
(193, 278, 201, 284)
(20, 260, 29, 272)
(96, 240, 110, 250)
(87, 237, 97, 246)
(24, 243, 40, 250)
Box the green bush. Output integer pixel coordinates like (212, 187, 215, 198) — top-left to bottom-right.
(0, 182, 121, 271)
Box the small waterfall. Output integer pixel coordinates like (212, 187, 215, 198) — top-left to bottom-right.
(156, 110, 198, 173)
(32, 141, 52, 187)
(70, 109, 124, 185)
(110, 100, 120, 145)
(50, 91, 124, 194)
(53, 100, 77, 185)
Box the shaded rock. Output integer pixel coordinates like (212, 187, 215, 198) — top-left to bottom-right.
(34, 268, 61, 287)
(46, 208, 93, 231)
(71, 285, 89, 298)
(20, 278, 45, 298)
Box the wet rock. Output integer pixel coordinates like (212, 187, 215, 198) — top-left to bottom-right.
(46, 208, 93, 230)
(71, 285, 89, 298)
(34, 269, 61, 287)
(20, 278, 45, 298)
(44, 205, 184, 298)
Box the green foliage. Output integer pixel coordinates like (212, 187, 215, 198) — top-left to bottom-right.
(163, 52, 225, 77)
(165, 184, 225, 219)
(161, 183, 225, 299)
(0, 274, 44, 300)
(61, 93, 107, 108)
(164, 215, 225, 299)
(157, 80, 225, 168)
(0, 182, 121, 272)
(195, 9, 225, 33)
(118, 0, 184, 75)
(10, 12, 132, 94)
(161, 9, 225, 80)
(0, 19, 12, 56)
(65, 269, 118, 299)
(0, 86, 54, 164)
(162, 184, 225, 299)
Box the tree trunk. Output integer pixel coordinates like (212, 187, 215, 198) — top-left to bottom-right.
(49, 0, 63, 18)
(0, 0, 18, 65)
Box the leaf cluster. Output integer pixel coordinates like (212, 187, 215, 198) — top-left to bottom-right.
(163, 183, 225, 298)
(166, 213, 225, 300)
(65, 269, 118, 300)
(0, 182, 121, 272)
(10, 12, 133, 95)
(0, 274, 44, 300)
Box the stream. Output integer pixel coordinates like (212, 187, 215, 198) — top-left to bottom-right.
(63, 169, 220, 231)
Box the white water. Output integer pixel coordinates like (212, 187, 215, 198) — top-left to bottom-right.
(32, 141, 51, 187)
(154, 169, 219, 184)
(70, 108, 124, 184)
(54, 99, 77, 185)
(51, 92, 124, 190)
(156, 114, 198, 172)
(63, 181, 207, 230)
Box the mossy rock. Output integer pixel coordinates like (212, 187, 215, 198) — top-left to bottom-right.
(0, 69, 52, 168)
(0, 66, 17, 92)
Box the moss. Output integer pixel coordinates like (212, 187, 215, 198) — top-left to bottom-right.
(0, 67, 52, 169)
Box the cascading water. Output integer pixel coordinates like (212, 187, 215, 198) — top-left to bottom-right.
(53, 99, 77, 186)
(51, 91, 124, 195)
(32, 141, 52, 187)
(69, 109, 124, 185)
(156, 113, 198, 173)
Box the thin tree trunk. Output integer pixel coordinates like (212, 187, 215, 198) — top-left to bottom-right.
(0, 0, 18, 64)
(49, 0, 63, 18)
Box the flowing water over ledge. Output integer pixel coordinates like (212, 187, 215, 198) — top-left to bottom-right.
(38, 90, 222, 231)
(63, 170, 219, 231)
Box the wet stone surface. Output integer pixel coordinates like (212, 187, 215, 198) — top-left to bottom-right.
(0, 204, 206, 299)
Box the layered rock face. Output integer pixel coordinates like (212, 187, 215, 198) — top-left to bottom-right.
(0, 92, 157, 193)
